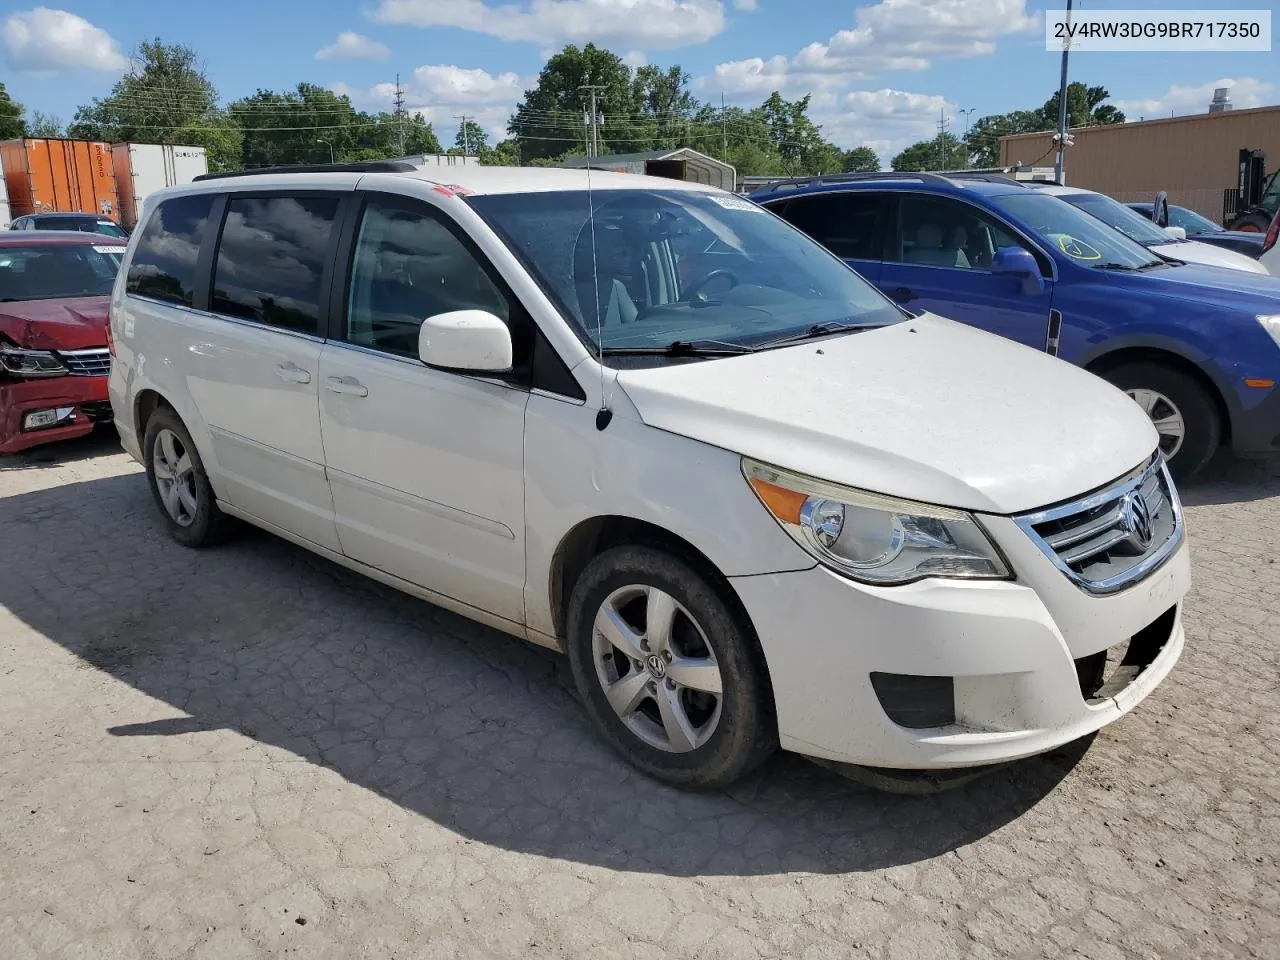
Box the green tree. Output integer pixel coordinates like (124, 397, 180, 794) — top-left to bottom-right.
(1040, 82, 1125, 130)
(28, 111, 63, 137)
(482, 138, 521, 166)
(843, 146, 880, 172)
(0, 82, 27, 139)
(454, 119, 489, 154)
(509, 43, 636, 161)
(67, 40, 241, 169)
(963, 110, 1046, 168)
(892, 132, 967, 171)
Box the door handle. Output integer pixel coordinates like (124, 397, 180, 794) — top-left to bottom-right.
(326, 375, 368, 398)
(275, 362, 311, 384)
(889, 286, 916, 303)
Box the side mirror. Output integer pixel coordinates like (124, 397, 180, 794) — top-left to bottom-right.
(991, 246, 1045, 295)
(418, 310, 513, 374)
(1153, 191, 1170, 228)
(1163, 226, 1187, 240)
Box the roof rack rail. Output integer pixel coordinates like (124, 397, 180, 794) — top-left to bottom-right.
(193, 161, 418, 182)
(756, 171, 955, 193)
(942, 171, 1028, 186)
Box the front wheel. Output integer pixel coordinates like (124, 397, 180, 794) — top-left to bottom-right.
(1100, 362, 1220, 481)
(565, 545, 777, 788)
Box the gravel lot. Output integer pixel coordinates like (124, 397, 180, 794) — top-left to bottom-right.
(1, 431, 1277, 960)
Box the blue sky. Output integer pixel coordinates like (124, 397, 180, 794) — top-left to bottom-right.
(1, 0, 1275, 164)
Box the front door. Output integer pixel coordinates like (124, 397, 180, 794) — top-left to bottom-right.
(318, 193, 529, 625)
(879, 193, 1055, 349)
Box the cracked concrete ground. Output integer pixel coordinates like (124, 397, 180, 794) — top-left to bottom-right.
(1, 431, 1277, 960)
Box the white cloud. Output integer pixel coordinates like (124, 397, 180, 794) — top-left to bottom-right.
(1112, 77, 1274, 120)
(315, 31, 391, 61)
(707, 0, 1038, 95)
(622, 50, 648, 68)
(371, 0, 726, 50)
(333, 65, 528, 147)
(811, 88, 955, 162)
(3, 7, 127, 72)
(732, 0, 758, 9)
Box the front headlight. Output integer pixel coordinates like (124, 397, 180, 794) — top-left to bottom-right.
(743, 459, 1010, 585)
(1257, 315, 1280, 349)
(0, 344, 68, 378)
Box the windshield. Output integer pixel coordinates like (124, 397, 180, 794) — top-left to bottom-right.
(1058, 192, 1176, 246)
(467, 188, 902, 355)
(0, 244, 123, 301)
(1169, 206, 1223, 234)
(93, 221, 127, 238)
(991, 193, 1165, 271)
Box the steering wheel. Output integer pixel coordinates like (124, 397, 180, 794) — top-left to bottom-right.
(684, 268, 741, 299)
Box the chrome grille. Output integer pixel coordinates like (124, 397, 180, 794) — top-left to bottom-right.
(1015, 456, 1183, 595)
(56, 347, 111, 377)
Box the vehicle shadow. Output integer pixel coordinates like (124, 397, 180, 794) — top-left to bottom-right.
(0, 428, 124, 472)
(1178, 453, 1280, 507)
(0, 473, 1089, 878)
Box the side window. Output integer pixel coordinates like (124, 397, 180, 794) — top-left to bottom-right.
(345, 199, 509, 359)
(774, 193, 883, 260)
(126, 193, 216, 307)
(893, 195, 1033, 271)
(212, 195, 340, 335)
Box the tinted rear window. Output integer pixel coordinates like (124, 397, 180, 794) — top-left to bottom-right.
(127, 194, 217, 307)
(211, 196, 340, 335)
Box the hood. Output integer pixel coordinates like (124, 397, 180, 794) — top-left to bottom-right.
(0, 296, 110, 351)
(1149, 240, 1268, 275)
(615, 314, 1157, 516)
(1131, 261, 1280, 307)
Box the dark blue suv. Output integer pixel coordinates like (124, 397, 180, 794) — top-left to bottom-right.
(752, 173, 1280, 480)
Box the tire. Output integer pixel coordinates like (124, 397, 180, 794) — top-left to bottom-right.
(1100, 362, 1220, 482)
(1227, 212, 1272, 233)
(142, 407, 232, 547)
(565, 545, 777, 788)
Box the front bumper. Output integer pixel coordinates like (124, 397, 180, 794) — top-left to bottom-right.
(731, 533, 1190, 770)
(0, 375, 112, 455)
(1230, 382, 1280, 456)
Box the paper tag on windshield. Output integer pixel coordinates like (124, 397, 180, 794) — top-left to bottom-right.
(708, 194, 763, 213)
(94, 245, 123, 255)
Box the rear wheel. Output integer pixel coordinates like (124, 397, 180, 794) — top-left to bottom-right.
(143, 408, 232, 547)
(1100, 362, 1220, 481)
(565, 545, 776, 788)
(1227, 211, 1272, 232)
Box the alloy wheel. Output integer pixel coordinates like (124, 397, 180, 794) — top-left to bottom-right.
(1126, 388, 1185, 460)
(152, 428, 199, 527)
(590, 584, 724, 753)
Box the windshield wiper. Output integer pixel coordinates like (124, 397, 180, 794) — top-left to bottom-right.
(758, 321, 874, 349)
(599, 339, 757, 357)
(1094, 261, 1168, 272)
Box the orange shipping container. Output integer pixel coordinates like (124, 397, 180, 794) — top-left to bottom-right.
(0, 138, 120, 220)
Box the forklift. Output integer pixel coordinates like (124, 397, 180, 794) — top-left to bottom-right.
(1227, 149, 1280, 232)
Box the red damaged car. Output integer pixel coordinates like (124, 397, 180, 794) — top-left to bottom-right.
(0, 232, 125, 454)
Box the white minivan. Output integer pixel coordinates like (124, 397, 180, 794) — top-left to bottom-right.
(108, 164, 1190, 789)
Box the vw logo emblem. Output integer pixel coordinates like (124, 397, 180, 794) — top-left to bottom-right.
(645, 654, 667, 679)
(1121, 492, 1154, 551)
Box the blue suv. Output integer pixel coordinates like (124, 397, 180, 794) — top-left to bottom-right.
(751, 173, 1280, 480)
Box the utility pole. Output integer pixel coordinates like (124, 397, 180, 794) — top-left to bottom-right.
(454, 115, 473, 154)
(935, 108, 950, 169)
(393, 74, 406, 155)
(721, 92, 728, 161)
(579, 84, 605, 159)
(959, 108, 976, 168)
(1055, 0, 1074, 183)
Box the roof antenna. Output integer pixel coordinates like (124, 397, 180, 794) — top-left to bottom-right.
(584, 158, 613, 431)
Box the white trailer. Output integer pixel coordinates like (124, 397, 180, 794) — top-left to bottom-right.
(111, 144, 209, 229)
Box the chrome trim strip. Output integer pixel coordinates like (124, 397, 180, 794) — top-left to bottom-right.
(1014, 455, 1184, 596)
